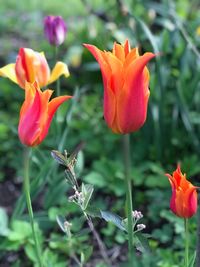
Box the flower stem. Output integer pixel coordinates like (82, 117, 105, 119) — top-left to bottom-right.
(122, 134, 134, 261)
(84, 212, 112, 266)
(184, 218, 189, 267)
(23, 147, 42, 267)
(54, 46, 61, 145)
(55, 46, 60, 97)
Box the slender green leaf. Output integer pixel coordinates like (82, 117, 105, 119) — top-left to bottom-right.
(100, 211, 125, 231)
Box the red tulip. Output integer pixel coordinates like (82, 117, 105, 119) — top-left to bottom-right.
(18, 81, 71, 147)
(44, 16, 67, 46)
(165, 165, 198, 218)
(84, 40, 155, 134)
(0, 48, 69, 89)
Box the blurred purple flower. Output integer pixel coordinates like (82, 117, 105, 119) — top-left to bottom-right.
(44, 16, 67, 46)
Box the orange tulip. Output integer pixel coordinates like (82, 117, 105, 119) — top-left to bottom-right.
(84, 40, 155, 134)
(0, 48, 69, 89)
(18, 81, 71, 147)
(165, 165, 198, 218)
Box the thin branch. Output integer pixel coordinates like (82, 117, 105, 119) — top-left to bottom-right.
(84, 213, 112, 266)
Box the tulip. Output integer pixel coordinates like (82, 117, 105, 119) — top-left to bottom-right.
(44, 16, 67, 46)
(84, 40, 155, 134)
(0, 48, 69, 89)
(165, 165, 198, 218)
(18, 81, 71, 147)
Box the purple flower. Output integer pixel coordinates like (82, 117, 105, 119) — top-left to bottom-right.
(44, 16, 67, 46)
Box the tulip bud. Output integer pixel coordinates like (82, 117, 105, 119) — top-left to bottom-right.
(18, 81, 71, 147)
(44, 16, 67, 46)
(84, 40, 155, 134)
(165, 165, 198, 218)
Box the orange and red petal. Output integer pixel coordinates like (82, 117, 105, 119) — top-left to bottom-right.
(39, 95, 72, 142)
(18, 89, 42, 146)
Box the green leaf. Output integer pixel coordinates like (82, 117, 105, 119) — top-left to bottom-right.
(51, 150, 68, 167)
(85, 205, 101, 218)
(0, 207, 9, 236)
(84, 171, 107, 187)
(56, 215, 66, 233)
(188, 251, 196, 267)
(80, 246, 93, 264)
(135, 233, 151, 253)
(8, 220, 32, 241)
(82, 183, 94, 210)
(24, 243, 38, 263)
(100, 211, 126, 231)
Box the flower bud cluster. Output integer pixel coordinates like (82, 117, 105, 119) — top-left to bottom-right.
(137, 224, 146, 231)
(132, 210, 143, 220)
(132, 210, 146, 233)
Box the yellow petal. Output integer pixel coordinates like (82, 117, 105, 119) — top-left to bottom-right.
(48, 61, 70, 84)
(0, 63, 18, 84)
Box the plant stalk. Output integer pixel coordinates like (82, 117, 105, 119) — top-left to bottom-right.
(196, 193, 200, 267)
(84, 213, 112, 266)
(55, 46, 60, 97)
(122, 134, 134, 262)
(184, 218, 189, 267)
(23, 147, 42, 267)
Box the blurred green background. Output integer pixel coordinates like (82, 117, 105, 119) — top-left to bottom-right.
(0, 0, 200, 266)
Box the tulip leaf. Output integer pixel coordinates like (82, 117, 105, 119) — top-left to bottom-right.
(100, 211, 126, 231)
(136, 18, 159, 53)
(188, 251, 196, 267)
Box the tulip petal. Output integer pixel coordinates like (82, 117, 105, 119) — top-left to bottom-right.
(124, 47, 139, 69)
(112, 42, 125, 62)
(48, 61, 70, 84)
(117, 52, 155, 133)
(39, 95, 72, 142)
(15, 49, 51, 89)
(123, 39, 131, 57)
(103, 85, 117, 132)
(0, 63, 18, 84)
(83, 44, 111, 89)
(188, 188, 197, 217)
(84, 44, 118, 128)
(18, 88, 42, 146)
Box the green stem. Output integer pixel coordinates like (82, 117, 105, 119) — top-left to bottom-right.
(122, 134, 134, 261)
(54, 46, 61, 145)
(23, 147, 42, 267)
(184, 218, 189, 267)
(54, 46, 60, 97)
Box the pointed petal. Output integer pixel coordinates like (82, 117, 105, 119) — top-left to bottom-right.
(83, 44, 111, 88)
(124, 47, 139, 69)
(187, 188, 197, 217)
(103, 85, 117, 132)
(117, 52, 155, 133)
(124, 39, 131, 56)
(103, 51, 123, 93)
(18, 87, 42, 146)
(48, 61, 70, 84)
(112, 42, 125, 62)
(84, 44, 119, 128)
(0, 63, 18, 84)
(39, 95, 72, 142)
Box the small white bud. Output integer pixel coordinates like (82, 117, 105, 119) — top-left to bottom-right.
(137, 224, 146, 231)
